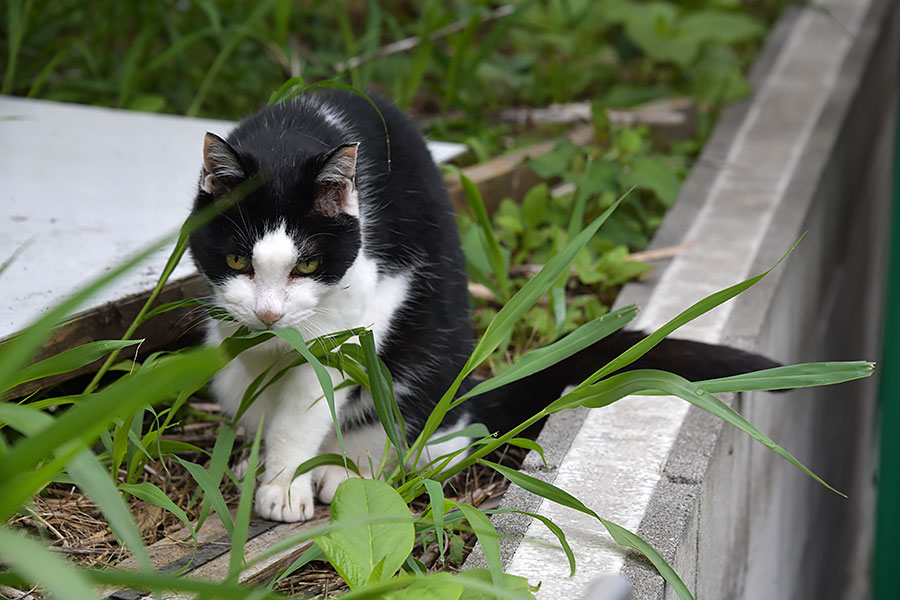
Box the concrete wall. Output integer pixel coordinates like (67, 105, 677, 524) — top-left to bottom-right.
(467, 0, 899, 598)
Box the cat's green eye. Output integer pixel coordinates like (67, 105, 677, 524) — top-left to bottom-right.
(225, 254, 250, 272)
(294, 258, 320, 275)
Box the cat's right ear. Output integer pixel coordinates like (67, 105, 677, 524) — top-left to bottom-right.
(200, 132, 245, 197)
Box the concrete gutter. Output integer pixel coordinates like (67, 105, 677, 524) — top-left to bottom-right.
(466, 0, 899, 598)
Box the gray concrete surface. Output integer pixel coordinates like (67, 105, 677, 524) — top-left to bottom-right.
(466, 0, 898, 598)
(0, 98, 465, 340)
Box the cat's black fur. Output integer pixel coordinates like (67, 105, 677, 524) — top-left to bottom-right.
(189, 88, 777, 520)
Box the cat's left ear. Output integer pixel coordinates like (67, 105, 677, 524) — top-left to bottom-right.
(313, 143, 360, 217)
(200, 132, 245, 197)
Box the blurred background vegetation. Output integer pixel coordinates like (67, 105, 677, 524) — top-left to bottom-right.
(2, 0, 789, 368)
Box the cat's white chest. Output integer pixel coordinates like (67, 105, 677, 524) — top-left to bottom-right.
(208, 252, 410, 427)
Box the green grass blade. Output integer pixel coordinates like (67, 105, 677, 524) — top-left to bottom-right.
(694, 361, 876, 393)
(455, 305, 638, 404)
(576, 238, 802, 390)
(67, 450, 154, 571)
(452, 502, 503, 593)
(562, 369, 847, 495)
(197, 425, 235, 529)
(599, 517, 692, 600)
(9, 339, 141, 389)
(506, 438, 548, 470)
(468, 193, 626, 370)
(480, 459, 693, 599)
(361, 329, 405, 456)
(450, 167, 510, 300)
(293, 453, 361, 479)
(188, 0, 276, 116)
(268, 75, 305, 105)
(409, 191, 628, 466)
(120, 481, 196, 546)
(229, 416, 263, 583)
(2, 0, 33, 95)
(0, 529, 97, 600)
(0, 233, 175, 394)
(0, 404, 153, 572)
(426, 422, 490, 446)
(176, 456, 235, 537)
(487, 508, 575, 576)
(0, 240, 31, 279)
(272, 328, 347, 462)
(83, 568, 285, 599)
(422, 479, 447, 563)
(0, 347, 224, 521)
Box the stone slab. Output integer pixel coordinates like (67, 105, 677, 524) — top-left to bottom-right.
(468, 0, 896, 598)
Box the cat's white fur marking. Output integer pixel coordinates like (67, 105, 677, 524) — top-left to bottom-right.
(313, 415, 473, 505)
(207, 226, 410, 521)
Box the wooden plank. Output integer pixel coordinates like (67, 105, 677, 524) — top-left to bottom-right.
(444, 124, 594, 214)
(3, 275, 206, 399)
(105, 506, 330, 600)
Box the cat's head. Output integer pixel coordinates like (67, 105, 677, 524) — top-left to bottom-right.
(188, 132, 362, 331)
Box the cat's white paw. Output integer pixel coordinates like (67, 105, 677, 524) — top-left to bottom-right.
(255, 477, 315, 522)
(232, 458, 249, 480)
(314, 465, 359, 504)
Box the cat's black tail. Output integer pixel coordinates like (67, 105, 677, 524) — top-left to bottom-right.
(461, 330, 780, 435)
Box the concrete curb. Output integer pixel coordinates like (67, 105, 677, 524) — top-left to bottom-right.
(465, 0, 898, 598)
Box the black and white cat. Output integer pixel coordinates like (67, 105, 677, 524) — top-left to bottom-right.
(188, 89, 776, 522)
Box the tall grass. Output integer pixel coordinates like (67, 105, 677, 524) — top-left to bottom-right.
(0, 175, 873, 599)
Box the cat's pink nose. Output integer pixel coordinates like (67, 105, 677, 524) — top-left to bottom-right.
(255, 309, 284, 327)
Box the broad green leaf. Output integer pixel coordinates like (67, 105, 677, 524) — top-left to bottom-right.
(330, 571, 534, 600)
(316, 478, 414, 589)
(0, 529, 97, 600)
(456, 569, 537, 600)
(385, 575, 463, 600)
(8, 339, 141, 389)
(479, 459, 693, 600)
(521, 184, 548, 230)
(528, 140, 576, 179)
(679, 11, 765, 45)
(620, 155, 680, 207)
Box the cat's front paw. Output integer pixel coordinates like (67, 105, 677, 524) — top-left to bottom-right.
(255, 477, 315, 522)
(313, 465, 359, 504)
